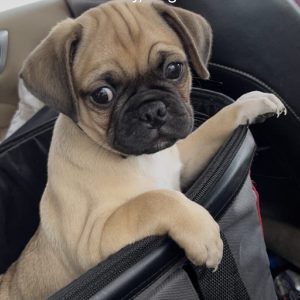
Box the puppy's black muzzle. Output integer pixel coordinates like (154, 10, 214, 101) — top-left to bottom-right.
(110, 89, 193, 156)
(138, 100, 167, 129)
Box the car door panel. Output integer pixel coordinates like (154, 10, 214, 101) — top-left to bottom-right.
(0, 0, 70, 139)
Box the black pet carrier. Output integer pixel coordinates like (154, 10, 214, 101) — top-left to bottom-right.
(0, 88, 276, 299)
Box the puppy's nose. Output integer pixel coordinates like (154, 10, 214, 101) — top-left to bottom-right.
(139, 101, 167, 128)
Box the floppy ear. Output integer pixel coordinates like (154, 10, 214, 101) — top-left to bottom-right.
(153, 2, 212, 79)
(20, 19, 82, 121)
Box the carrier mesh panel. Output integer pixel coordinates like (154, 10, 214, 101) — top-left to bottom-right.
(135, 269, 199, 300)
(196, 233, 249, 300)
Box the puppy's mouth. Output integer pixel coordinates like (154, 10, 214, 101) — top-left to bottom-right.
(109, 90, 194, 156)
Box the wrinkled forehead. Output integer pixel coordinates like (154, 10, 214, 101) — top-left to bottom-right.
(73, 1, 185, 89)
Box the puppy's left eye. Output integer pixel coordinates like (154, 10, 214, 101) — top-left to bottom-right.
(90, 87, 114, 105)
(165, 62, 183, 80)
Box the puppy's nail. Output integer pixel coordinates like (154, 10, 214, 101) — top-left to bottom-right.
(212, 264, 219, 273)
(276, 110, 280, 118)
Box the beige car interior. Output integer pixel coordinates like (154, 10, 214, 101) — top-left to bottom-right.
(0, 0, 70, 140)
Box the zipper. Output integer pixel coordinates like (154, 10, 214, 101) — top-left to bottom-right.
(186, 126, 247, 198)
(185, 125, 252, 220)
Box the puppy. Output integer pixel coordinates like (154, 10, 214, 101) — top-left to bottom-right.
(0, 0, 286, 299)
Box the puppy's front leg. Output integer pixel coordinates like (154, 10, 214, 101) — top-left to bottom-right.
(100, 189, 223, 269)
(178, 91, 286, 188)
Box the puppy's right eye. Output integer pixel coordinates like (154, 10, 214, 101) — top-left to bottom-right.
(90, 87, 114, 105)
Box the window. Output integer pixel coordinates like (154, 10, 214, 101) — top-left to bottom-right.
(0, 0, 42, 12)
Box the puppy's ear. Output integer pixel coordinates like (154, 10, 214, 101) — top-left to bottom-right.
(153, 2, 212, 79)
(20, 19, 82, 121)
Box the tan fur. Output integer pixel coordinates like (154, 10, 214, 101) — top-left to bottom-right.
(0, 1, 286, 299)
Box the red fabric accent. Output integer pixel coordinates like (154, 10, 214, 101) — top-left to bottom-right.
(252, 182, 263, 230)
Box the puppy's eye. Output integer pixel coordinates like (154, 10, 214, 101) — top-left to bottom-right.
(165, 62, 183, 80)
(90, 87, 114, 105)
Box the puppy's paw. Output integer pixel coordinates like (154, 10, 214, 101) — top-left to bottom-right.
(170, 203, 223, 270)
(234, 91, 287, 125)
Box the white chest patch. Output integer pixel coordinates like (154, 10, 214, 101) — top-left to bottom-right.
(133, 145, 182, 191)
